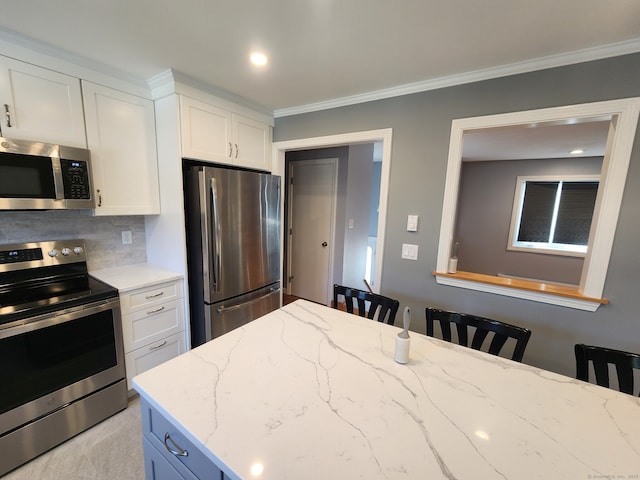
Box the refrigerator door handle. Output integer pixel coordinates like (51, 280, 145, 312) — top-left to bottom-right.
(199, 171, 222, 296)
(209, 177, 222, 291)
(215, 287, 279, 314)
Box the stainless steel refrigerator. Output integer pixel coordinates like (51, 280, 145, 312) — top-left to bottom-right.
(184, 164, 281, 347)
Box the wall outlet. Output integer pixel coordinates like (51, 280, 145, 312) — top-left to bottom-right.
(121, 231, 132, 245)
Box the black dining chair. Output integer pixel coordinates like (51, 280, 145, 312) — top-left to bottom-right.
(574, 344, 640, 396)
(425, 308, 531, 362)
(332, 284, 399, 326)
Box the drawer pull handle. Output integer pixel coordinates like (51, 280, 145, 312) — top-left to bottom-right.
(4, 104, 11, 127)
(149, 340, 167, 351)
(146, 306, 165, 315)
(145, 291, 164, 299)
(163, 433, 188, 457)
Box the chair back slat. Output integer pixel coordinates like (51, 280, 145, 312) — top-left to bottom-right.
(575, 344, 640, 396)
(425, 308, 531, 362)
(487, 334, 509, 356)
(333, 284, 400, 326)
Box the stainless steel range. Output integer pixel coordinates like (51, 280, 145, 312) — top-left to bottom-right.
(0, 240, 127, 475)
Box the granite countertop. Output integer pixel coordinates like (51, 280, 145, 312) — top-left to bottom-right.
(90, 263, 183, 292)
(133, 299, 640, 480)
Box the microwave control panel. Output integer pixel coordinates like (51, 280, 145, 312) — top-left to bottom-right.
(60, 159, 91, 199)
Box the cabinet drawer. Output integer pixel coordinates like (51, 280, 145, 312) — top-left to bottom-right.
(142, 399, 222, 480)
(126, 333, 185, 390)
(121, 280, 183, 315)
(122, 299, 184, 352)
(143, 437, 198, 480)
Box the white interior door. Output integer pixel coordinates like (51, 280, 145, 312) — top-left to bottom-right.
(288, 159, 337, 305)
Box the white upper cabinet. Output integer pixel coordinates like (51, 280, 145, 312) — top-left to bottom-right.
(82, 81, 160, 215)
(180, 95, 232, 163)
(180, 95, 271, 171)
(0, 56, 86, 147)
(233, 113, 272, 171)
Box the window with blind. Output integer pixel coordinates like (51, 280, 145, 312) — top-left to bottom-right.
(508, 176, 599, 256)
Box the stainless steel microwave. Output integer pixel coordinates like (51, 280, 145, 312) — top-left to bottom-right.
(0, 137, 95, 210)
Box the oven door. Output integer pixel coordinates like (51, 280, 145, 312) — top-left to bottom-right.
(0, 297, 125, 435)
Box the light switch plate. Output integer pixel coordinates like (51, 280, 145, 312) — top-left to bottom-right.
(407, 214, 419, 232)
(401, 243, 419, 260)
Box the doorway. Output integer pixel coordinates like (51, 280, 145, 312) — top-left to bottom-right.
(274, 129, 392, 296)
(287, 158, 337, 305)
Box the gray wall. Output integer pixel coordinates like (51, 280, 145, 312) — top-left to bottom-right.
(0, 211, 147, 271)
(455, 157, 602, 284)
(342, 144, 374, 288)
(274, 52, 640, 377)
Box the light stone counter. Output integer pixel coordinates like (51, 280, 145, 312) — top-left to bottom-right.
(133, 299, 640, 480)
(90, 263, 183, 292)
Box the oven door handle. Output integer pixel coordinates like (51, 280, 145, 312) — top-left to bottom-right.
(0, 297, 120, 339)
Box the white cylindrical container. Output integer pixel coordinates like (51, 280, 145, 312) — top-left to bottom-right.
(448, 257, 458, 274)
(395, 334, 410, 364)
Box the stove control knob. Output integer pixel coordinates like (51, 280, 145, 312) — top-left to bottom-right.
(61, 248, 71, 256)
(48, 249, 59, 257)
(73, 247, 84, 255)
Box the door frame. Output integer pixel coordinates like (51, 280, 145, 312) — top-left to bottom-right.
(272, 128, 393, 294)
(286, 158, 338, 304)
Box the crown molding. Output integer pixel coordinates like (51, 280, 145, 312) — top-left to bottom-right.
(274, 38, 640, 118)
(0, 27, 151, 97)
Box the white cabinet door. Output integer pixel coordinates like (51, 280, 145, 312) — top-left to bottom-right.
(180, 95, 232, 163)
(82, 81, 160, 215)
(180, 95, 272, 170)
(0, 56, 86, 147)
(232, 113, 271, 171)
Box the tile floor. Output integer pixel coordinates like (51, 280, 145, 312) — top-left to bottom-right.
(3, 397, 144, 480)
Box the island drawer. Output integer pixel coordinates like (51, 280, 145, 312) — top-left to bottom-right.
(142, 399, 223, 480)
(143, 437, 198, 480)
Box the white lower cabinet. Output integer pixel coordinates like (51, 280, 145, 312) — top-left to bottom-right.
(118, 277, 186, 391)
(126, 333, 185, 390)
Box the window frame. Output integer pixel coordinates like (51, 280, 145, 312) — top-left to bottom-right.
(507, 174, 600, 257)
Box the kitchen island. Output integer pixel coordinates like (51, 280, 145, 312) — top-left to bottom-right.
(133, 299, 640, 479)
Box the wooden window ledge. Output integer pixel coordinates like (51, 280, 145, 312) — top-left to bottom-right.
(433, 270, 608, 312)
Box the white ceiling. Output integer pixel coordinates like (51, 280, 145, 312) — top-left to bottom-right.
(462, 119, 611, 161)
(0, 0, 639, 118)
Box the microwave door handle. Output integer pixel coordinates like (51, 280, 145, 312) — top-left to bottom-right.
(51, 157, 65, 200)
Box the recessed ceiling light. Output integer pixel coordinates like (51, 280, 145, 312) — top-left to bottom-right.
(250, 52, 268, 66)
(570, 149, 585, 155)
